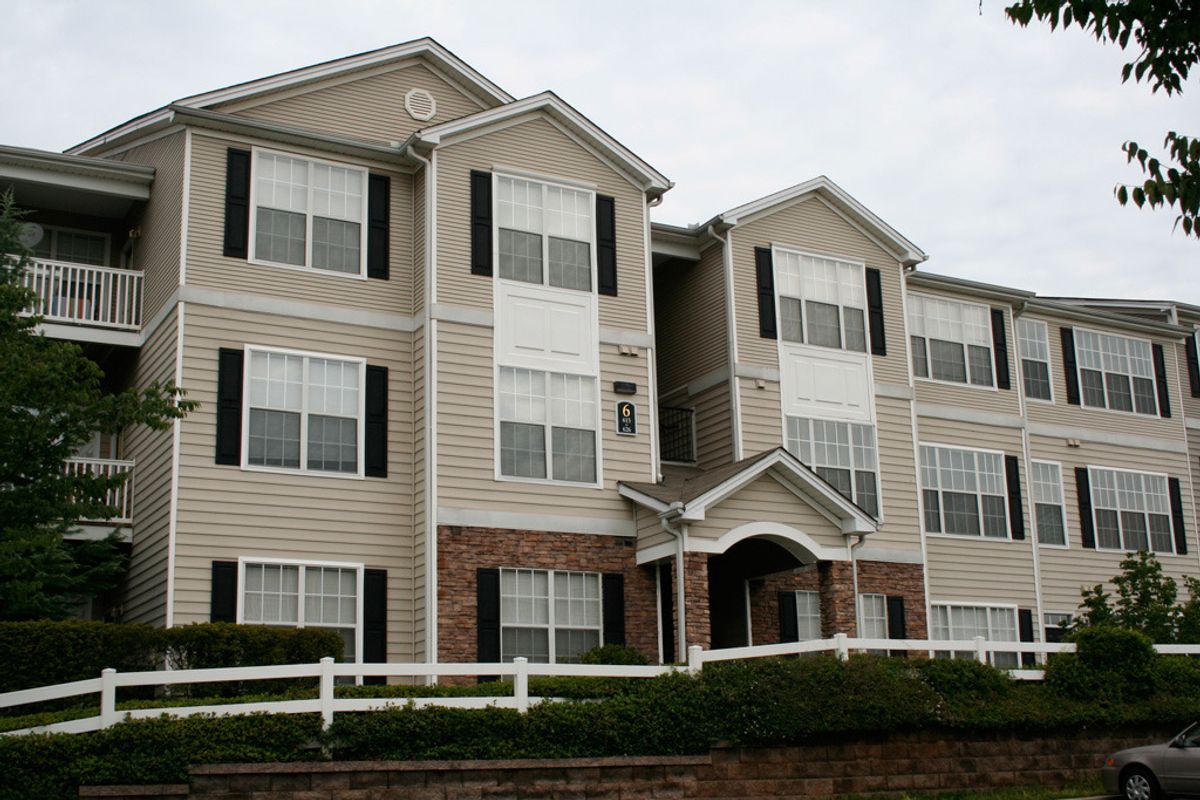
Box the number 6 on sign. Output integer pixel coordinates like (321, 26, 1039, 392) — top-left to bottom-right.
(616, 401, 637, 436)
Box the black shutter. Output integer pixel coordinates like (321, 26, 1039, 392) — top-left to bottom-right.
(367, 174, 390, 280)
(477, 569, 500, 681)
(470, 170, 492, 276)
(658, 563, 675, 663)
(364, 365, 388, 478)
(1170, 477, 1188, 555)
(886, 596, 907, 640)
(1076, 467, 1095, 549)
(1061, 328, 1081, 405)
(1186, 334, 1200, 397)
(362, 569, 387, 685)
(1018, 609, 1036, 667)
(216, 348, 243, 465)
(596, 195, 617, 296)
(223, 149, 251, 259)
(992, 309, 1011, 390)
(865, 268, 887, 356)
(1153, 343, 1172, 418)
(1005, 455, 1025, 540)
(602, 573, 625, 646)
(210, 561, 237, 623)
(778, 592, 799, 643)
(755, 247, 776, 339)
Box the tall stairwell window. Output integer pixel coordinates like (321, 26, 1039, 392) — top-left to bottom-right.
(785, 417, 879, 515)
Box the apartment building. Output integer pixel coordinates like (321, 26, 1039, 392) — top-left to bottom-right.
(3, 38, 1197, 671)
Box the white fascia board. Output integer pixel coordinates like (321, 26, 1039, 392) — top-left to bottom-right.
(67, 108, 176, 156)
(616, 484, 671, 513)
(0, 162, 151, 200)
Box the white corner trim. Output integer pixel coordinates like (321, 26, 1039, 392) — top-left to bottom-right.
(178, 129, 192, 287)
(436, 506, 637, 537)
(165, 301, 185, 629)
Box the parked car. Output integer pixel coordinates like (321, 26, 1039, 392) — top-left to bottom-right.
(1104, 724, 1200, 800)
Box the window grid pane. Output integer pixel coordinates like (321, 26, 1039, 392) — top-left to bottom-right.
(920, 446, 1008, 539)
(1075, 328, 1159, 415)
(501, 569, 601, 664)
(1090, 467, 1175, 554)
(796, 591, 821, 640)
(908, 295, 993, 386)
(787, 418, 880, 513)
(775, 250, 864, 354)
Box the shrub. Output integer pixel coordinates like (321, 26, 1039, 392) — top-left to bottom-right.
(0, 620, 161, 693)
(915, 656, 1011, 700)
(1046, 625, 1157, 702)
(580, 644, 649, 665)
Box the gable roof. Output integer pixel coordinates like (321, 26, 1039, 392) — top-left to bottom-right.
(620, 447, 876, 534)
(407, 91, 672, 198)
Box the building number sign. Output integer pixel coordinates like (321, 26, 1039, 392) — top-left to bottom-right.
(616, 401, 636, 436)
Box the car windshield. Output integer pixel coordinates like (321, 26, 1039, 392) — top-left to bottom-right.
(1177, 723, 1200, 748)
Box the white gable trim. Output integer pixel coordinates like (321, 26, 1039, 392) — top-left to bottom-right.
(707, 521, 848, 562)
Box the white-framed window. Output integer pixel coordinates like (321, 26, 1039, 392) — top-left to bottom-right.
(500, 568, 602, 663)
(497, 366, 599, 485)
(930, 604, 1018, 669)
(1044, 612, 1072, 644)
(1031, 461, 1067, 546)
(249, 149, 369, 276)
(775, 249, 867, 352)
(31, 225, 110, 266)
(1089, 466, 1174, 554)
(785, 417, 879, 516)
(795, 590, 821, 640)
(1074, 328, 1158, 415)
(1017, 318, 1053, 401)
(858, 593, 888, 639)
(496, 174, 594, 292)
(243, 346, 366, 477)
(919, 445, 1009, 538)
(908, 294, 994, 387)
(239, 558, 363, 662)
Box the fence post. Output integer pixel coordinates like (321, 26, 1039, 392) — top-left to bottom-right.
(319, 657, 335, 730)
(834, 633, 849, 662)
(99, 668, 118, 729)
(514, 657, 529, 713)
(687, 645, 703, 675)
(974, 636, 988, 665)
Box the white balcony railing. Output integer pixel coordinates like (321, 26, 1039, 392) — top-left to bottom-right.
(19, 258, 143, 331)
(63, 458, 134, 524)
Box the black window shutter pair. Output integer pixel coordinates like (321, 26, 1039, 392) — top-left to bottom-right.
(1005, 455, 1026, 540)
(215, 349, 388, 477)
(223, 149, 390, 279)
(991, 309, 1011, 391)
(1018, 609, 1036, 667)
(469, 170, 617, 295)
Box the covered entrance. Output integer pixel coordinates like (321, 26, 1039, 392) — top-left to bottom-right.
(707, 538, 804, 648)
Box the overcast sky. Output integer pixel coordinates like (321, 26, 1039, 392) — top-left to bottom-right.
(3, 1, 1196, 303)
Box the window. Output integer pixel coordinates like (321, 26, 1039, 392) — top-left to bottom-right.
(241, 561, 360, 660)
(930, 604, 1018, 669)
(1031, 461, 1067, 546)
(31, 226, 110, 266)
(1089, 467, 1174, 553)
(245, 348, 364, 476)
(785, 417, 879, 515)
(496, 175, 593, 292)
(919, 445, 1008, 538)
(908, 294, 993, 387)
(795, 590, 821, 640)
(500, 568, 601, 663)
(498, 367, 598, 484)
(775, 250, 867, 352)
(251, 150, 368, 275)
(858, 593, 888, 639)
(1017, 319, 1052, 401)
(1075, 329, 1157, 415)
(1044, 612, 1072, 644)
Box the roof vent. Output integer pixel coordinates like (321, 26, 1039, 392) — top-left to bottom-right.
(405, 88, 437, 122)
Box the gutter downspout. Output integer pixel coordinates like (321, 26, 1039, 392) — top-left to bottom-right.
(847, 533, 867, 635)
(661, 504, 688, 662)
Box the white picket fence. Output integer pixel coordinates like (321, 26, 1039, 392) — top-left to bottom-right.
(4, 635, 1198, 738)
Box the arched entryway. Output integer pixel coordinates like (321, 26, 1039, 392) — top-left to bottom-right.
(708, 537, 806, 648)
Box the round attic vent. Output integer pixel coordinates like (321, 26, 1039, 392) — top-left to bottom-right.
(404, 88, 437, 122)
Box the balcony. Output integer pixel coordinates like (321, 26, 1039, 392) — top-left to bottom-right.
(20, 258, 143, 332)
(64, 458, 135, 526)
(659, 406, 696, 464)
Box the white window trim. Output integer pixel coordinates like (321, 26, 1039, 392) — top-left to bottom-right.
(1072, 326, 1159, 417)
(492, 365, 604, 489)
(771, 244, 870, 356)
(794, 589, 822, 641)
(908, 292, 998, 393)
(1087, 463, 1176, 555)
(499, 567, 605, 664)
(240, 344, 368, 480)
(235, 556, 365, 666)
(31, 224, 113, 267)
(929, 601, 1020, 667)
(492, 169, 598, 294)
(1031, 459, 1069, 549)
(857, 592, 889, 638)
(1016, 318, 1054, 404)
(246, 147, 370, 280)
(918, 441, 1011, 541)
(784, 415, 882, 519)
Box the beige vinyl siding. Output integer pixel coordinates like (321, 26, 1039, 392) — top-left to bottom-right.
(436, 320, 652, 524)
(872, 395, 921, 552)
(219, 60, 488, 145)
(729, 196, 909, 386)
(925, 536, 1038, 608)
(691, 380, 734, 470)
(637, 507, 672, 552)
(411, 324, 426, 661)
(687, 474, 845, 550)
(739, 379, 783, 457)
(435, 116, 649, 332)
(655, 242, 728, 394)
(917, 415, 1024, 455)
(413, 169, 426, 317)
(185, 132, 416, 315)
(121, 308, 179, 625)
(112, 132, 185, 322)
(172, 303, 416, 662)
(1023, 314, 1187, 440)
